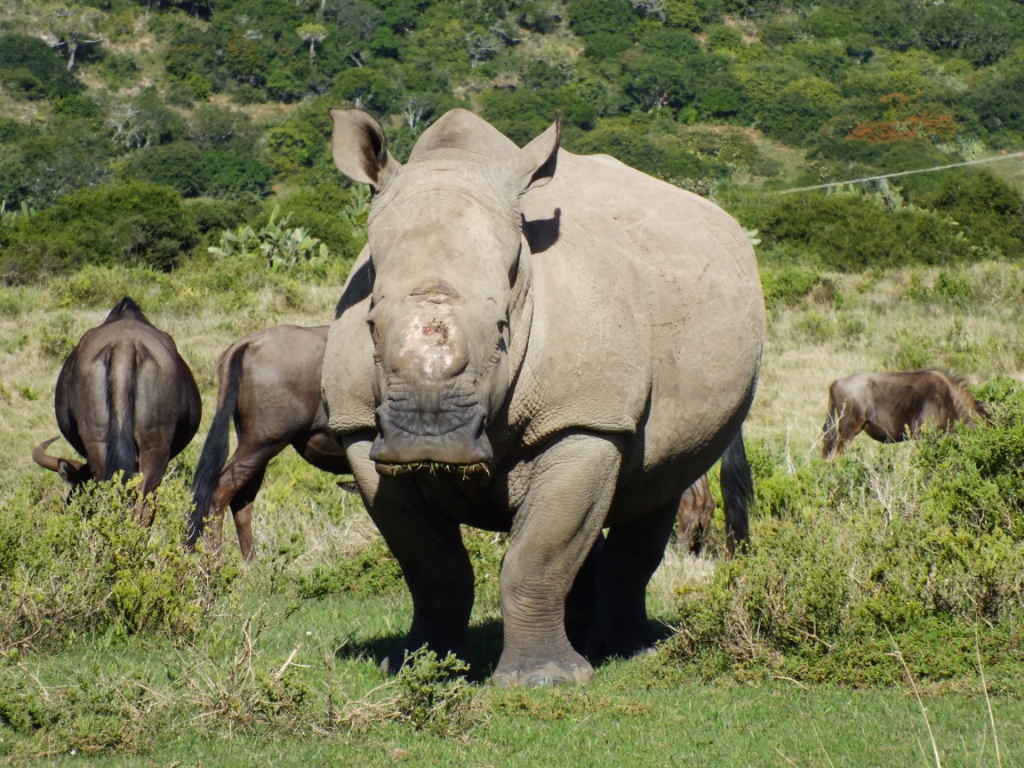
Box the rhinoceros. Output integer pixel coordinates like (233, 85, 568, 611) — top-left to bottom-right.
(322, 108, 765, 686)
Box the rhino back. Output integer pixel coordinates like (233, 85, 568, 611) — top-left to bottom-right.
(515, 150, 764, 466)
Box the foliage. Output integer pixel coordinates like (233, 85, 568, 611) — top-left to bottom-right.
(0, 33, 84, 101)
(0, 182, 197, 282)
(0, 476, 237, 652)
(391, 648, 477, 736)
(570, 119, 724, 192)
(734, 183, 989, 271)
(666, 378, 1024, 685)
(295, 538, 405, 598)
(208, 205, 329, 272)
(122, 142, 273, 198)
(0, 121, 114, 211)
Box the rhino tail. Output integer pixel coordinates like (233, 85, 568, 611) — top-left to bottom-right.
(189, 341, 247, 543)
(719, 427, 753, 557)
(105, 343, 141, 483)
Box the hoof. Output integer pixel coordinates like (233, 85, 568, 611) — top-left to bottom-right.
(491, 660, 594, 688)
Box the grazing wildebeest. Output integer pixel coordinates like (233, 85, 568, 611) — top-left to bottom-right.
(822, 369, 986, 459)
(675, 429, 754, 557)
(33, 297, 202, 523)
(322, 108, 765, 686)
(188, 325, 351, 561)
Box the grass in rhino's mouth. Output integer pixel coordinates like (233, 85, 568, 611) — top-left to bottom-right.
(376, 461, 491, 478)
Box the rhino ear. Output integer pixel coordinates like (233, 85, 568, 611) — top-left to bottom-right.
(517, 113, 561, 194)
(329, 108, 400, 192)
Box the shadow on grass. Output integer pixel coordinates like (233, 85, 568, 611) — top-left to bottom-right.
(335, 616, 678, 682)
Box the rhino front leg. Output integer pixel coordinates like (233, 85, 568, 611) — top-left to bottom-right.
(584, 498, 678, 660)
(346, 436, 476, 673)
(493, 433, 622, 687)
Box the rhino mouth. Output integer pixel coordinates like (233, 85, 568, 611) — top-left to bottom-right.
(369, 398, 494, 476)
(374, 461, 491, 478)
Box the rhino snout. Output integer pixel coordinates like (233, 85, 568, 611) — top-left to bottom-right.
(370, 400, 493, 471)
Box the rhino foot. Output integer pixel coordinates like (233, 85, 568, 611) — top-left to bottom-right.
(491, 657, 594, 687)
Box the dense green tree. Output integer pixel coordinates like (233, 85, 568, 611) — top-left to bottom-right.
(123, 142, 272, 198)
(0, 124, 112, 209)
(916, 171, 1024, 258)
(186, 104, 259, 151)
(569, 120, 723, 189)
(0, 181, 197, 280)
(0, 33, 84, 100)
(757, 77, 844, 143)
(919, 4, 1010, 67)
(480, 88, 596, 146)
(569, 0, 637, 59)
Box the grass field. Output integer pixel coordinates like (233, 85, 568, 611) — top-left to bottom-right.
(2, 259, 1023, 766)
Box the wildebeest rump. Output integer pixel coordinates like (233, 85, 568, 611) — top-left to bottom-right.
(33, 297, 202, 522)
(189, 325, 351, 561)
(323, 108, 765, 686)
(822, 369, 985, 459)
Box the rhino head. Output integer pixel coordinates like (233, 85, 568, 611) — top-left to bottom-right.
(330, 108, 560, 476)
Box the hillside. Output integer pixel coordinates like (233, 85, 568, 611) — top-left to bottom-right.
(3, 0, 1024, 285)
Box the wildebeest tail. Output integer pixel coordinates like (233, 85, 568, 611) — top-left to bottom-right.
(720, 427, 753, 555)
(190, 342, 247, 540)
(821, 385, 841, 459)
(104, 344, 140, 482)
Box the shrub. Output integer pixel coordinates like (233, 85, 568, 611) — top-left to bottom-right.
(0, 34, 83, 101)
(665, 378, 1024, 685)
(0, 182, 197, 281)
(739, 186, 975, 271)
(0, 125, 113, 211)
(0, 476, 237, 651)
(569, 120, 724, 192)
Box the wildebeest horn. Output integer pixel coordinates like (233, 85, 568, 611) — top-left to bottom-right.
(32, 436, 84, 473)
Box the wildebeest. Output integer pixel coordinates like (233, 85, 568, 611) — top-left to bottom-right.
(322, 108, 765, 686)
(822, 369, 986, 459)
(675, 431, 754, 557)
(33, 297, 202, 523)
(188, 325, 351, 561)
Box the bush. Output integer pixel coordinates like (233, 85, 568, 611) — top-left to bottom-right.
(0, 182, 197, 282)
(665, 378, 1024, 685)
(0, 476, 237, 651)
(0, 124, 113, 211)
(569, 120, 724, 192)
(914, 171, 1024, 259)
(738, 186, 976, 271)
(0, 34, 83, 101)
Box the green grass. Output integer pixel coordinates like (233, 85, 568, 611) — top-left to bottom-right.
(3, 262, 1024, 765)
(6, 595, 1024, 767)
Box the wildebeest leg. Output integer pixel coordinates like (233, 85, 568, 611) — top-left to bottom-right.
(493, 434, 621, 687)
(823, 398, 865, 459)
(227, 468, 266, 563)
(204, 444, 282, 558)
(583, 498, 678, 662)
(136, 452, 172, 526)
(675, 474, 713, 556)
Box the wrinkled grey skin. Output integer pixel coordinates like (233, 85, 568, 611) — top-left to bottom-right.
(323, 109, 765, 686)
